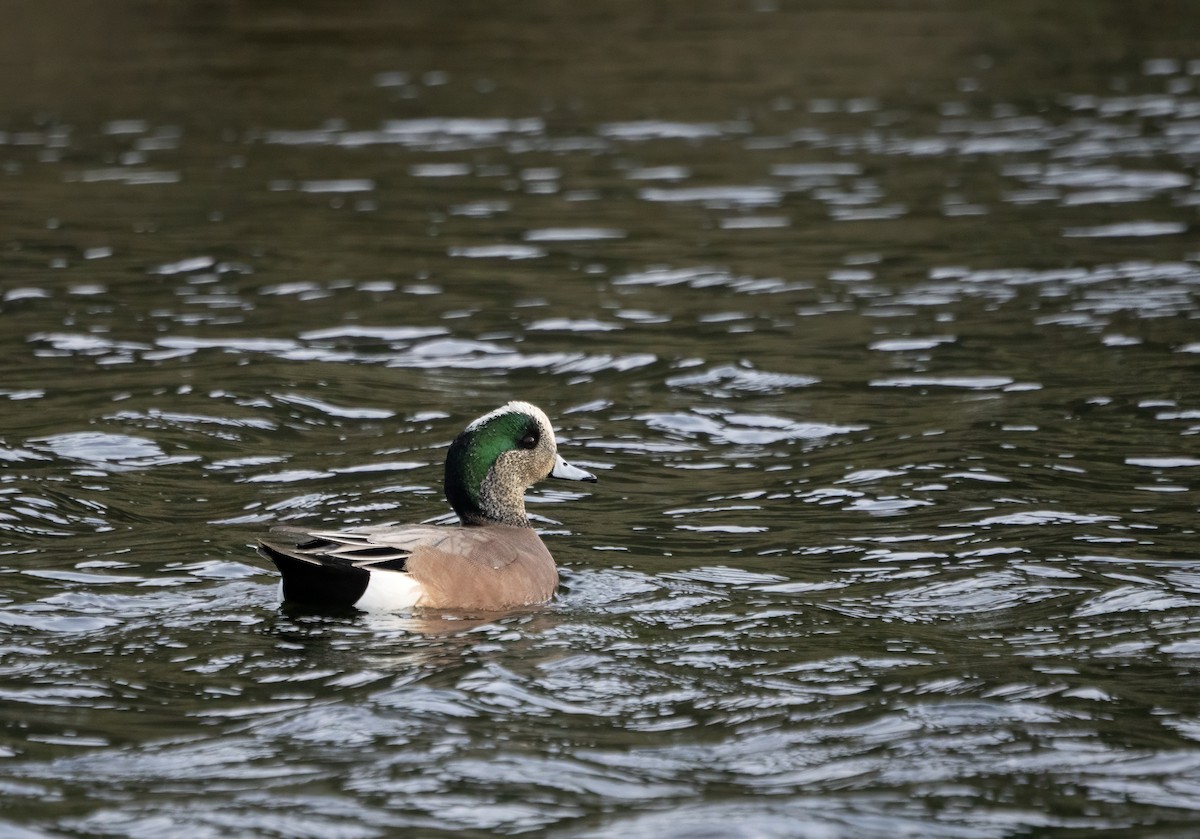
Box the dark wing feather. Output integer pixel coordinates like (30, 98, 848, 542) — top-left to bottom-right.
(256, 524, 455, 572)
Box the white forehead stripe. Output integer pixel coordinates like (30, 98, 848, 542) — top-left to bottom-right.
(464, 400, 548, 433)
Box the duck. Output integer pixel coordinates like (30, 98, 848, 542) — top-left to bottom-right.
(256, 401, 597, 612)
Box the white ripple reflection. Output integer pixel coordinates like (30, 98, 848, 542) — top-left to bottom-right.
(28, 432, 199, 471)
(523, 227, 626, 242)
(598, 120, 745, 140)
(1063, 221, 1187, 238)
(448, 244, 546, 259)
(667, 363, 819, 396)
(870, 375, 1016, 390)
(613, 265, 799, 294)
(639, 185, 782, 208)
(639, 409, 862, 446)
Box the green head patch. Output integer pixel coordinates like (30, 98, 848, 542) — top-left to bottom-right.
(443, 407, 541, 524)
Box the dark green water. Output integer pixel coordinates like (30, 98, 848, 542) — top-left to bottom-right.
(3, 2, 1200, 836)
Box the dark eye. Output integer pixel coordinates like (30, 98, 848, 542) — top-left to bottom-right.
(518, 431, 539, 450)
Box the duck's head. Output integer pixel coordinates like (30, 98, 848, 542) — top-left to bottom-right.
(443, 401, 597, 527)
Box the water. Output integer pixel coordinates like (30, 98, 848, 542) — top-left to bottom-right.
(3, 2, 1200, 836)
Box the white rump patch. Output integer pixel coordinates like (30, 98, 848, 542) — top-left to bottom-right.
(355, 570, 425, 612)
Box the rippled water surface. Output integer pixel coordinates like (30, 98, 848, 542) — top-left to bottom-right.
(3, 2, 1200, 836)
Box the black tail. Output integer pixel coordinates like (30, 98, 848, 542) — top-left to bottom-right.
(257, 539, 370, 608)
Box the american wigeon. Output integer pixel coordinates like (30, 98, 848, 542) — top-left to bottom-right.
(256, 401, 597, 612)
